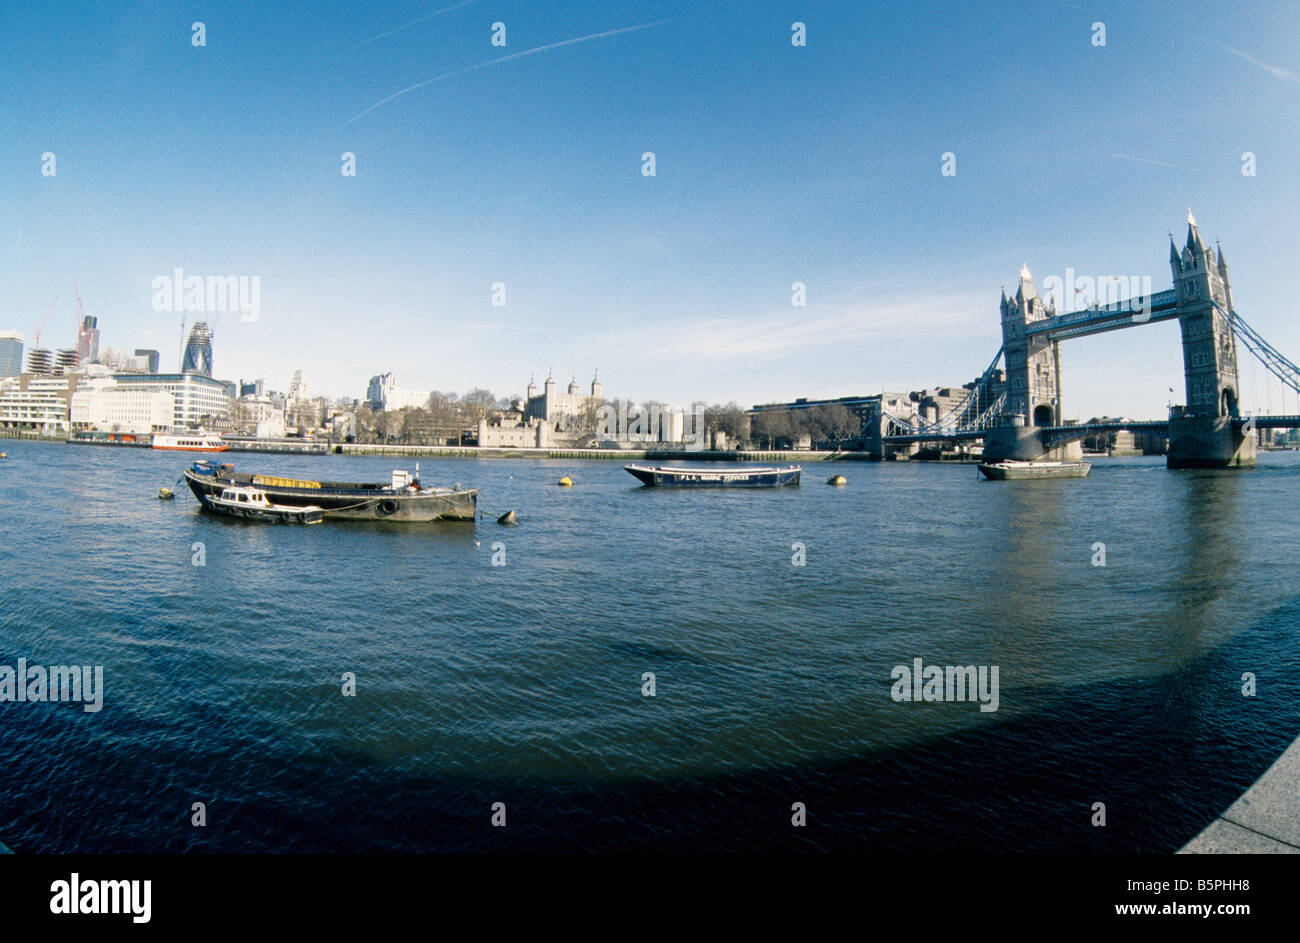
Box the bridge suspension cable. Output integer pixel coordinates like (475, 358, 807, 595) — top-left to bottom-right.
(965, 392, 1007, 431)
(886, 345, 1005, 435)
(1216, 302, 1300, 397)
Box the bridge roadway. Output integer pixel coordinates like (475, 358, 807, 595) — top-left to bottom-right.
(884, 415, 1300, 447)
(883, 420, 1169, 446)
(1023, 289, 1179, 341)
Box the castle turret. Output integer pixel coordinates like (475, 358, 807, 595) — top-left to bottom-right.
(590, 370, 602, 399)
(1186, 208, 1205, 255)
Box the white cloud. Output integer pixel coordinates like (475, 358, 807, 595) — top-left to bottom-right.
(584, 291, 994, 361)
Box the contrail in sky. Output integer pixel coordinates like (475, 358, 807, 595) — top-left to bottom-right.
(1111, 154, 1190, 171)
(1213, 41, 1300, 84)
(348, 18, 678, 124)
(358, 0, 480, 47)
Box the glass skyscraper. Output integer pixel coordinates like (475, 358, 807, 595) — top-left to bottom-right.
(181, 322, 213, 377)
(76, 315, 99, 364)
(0, 331, 23, 378)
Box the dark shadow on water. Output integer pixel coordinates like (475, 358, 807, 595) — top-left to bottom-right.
(3, 594, 1296, 853)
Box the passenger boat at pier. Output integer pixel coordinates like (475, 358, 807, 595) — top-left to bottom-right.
(153, 431, 228, 452)
(624, 463, 801, 487)
(977, 460, 1091, 480)
(183, 461, 477, 521)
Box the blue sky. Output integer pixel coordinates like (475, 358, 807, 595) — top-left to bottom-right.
(1, 0, 1299, 418)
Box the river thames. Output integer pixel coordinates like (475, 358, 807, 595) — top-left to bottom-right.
(1, 440, 1298, 851)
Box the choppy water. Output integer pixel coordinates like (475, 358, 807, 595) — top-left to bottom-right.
(1, 440, 1298, 851)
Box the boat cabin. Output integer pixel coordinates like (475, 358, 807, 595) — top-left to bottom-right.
(219, 488, 271, 507)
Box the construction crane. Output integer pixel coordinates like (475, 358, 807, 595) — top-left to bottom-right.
(33, 296, 57, 347)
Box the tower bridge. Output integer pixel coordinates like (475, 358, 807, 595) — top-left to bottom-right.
(877, 212, 1300, 468)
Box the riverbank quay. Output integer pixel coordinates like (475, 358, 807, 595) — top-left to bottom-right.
(222, 438, 329, 455)
(53, 435, 979, 462)
(1179, 734, 1300, 853)
(63, 434, 331, 454)
(0, 430, 61, 441)
(333, 445, 985, 463)
(332, 444, 867, 462)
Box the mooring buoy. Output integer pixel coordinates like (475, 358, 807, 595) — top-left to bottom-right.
(827, 475, 847, 486)
(159, 487, 175, 500)
(497, 510, 518, 525)
(558, 476, 573, 487)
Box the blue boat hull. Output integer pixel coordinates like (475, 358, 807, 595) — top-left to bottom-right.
(624, 464, 801, 487)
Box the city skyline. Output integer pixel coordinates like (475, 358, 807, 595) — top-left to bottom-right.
(3, 1, 1300, 417)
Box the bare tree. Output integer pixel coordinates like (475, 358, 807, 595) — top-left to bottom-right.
(705, 402, 749, 443)
(462, 388, 496, 424)
(750, 409, 792, 448)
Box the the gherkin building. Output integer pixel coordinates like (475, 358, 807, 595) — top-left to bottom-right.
(182, 321, 213, 377)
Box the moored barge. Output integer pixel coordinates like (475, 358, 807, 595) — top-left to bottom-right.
(624, 463, 802, 487)
(977, 460, 1091, 480)
(184, 461, 477, 521)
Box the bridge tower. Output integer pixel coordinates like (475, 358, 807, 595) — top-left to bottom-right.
(982, 265, 1081, 461)
(1167, 211, 1255, 467)
(1001, 265, 1062, 427)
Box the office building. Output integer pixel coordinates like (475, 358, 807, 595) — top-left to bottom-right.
(182, 322, 214, 377)
(111, 372, 231, 428)
(70, 377, 174, 434)
(134, 349, 160, 374)
(76, 316, 100, 364)
(0, 331, 22, 378)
